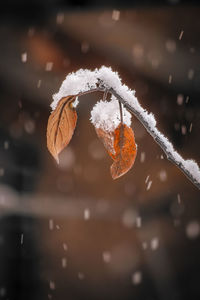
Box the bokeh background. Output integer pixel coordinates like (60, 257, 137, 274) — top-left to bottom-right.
(0, 0, 200, 299)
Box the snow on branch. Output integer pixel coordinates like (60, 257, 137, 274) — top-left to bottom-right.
(51, 66, 200, 190)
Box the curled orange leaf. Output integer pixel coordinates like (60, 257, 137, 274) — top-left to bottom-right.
(47, 96, 77, 163)
(96, 124, 137, 179)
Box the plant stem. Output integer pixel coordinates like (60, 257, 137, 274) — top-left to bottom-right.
(78, 86, 200, 190)
(109, 87, 200, 190)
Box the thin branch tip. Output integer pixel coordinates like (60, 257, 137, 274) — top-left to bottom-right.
(82, 85, 200, 190)
(51, 67, 200, 190)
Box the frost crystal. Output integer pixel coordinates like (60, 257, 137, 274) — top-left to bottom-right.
(102, 251, 111, 263)
(84, 208, 90, 220)
(186, 221, 200, 239)
(131, 271, 142, 285)
(21, 52, 27, 63)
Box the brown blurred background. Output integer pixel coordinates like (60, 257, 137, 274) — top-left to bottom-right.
(0, 1, 200, 299)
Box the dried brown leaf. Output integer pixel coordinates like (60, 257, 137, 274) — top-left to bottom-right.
(96, 123, 137, 179)
(47, 96, 77, 163)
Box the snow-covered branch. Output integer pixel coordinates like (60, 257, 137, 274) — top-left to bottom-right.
(51, 66, 200, 190)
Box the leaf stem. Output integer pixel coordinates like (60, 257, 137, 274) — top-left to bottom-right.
(103, 90, 108, 101)
(118, 101, 123, 125)
(118, 100, 124, 156)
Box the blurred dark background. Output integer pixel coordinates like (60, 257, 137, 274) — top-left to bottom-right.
(0, 0, 200, 299)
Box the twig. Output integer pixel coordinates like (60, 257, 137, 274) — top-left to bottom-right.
(108, 87, 200, 190)
(77, 88, 105, 97)
(118, 100, 124, 157)
(76, 86, 200, 190)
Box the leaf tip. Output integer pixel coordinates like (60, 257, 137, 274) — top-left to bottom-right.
(55, 156, 59, 164)
(110, 164, 124, 180)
